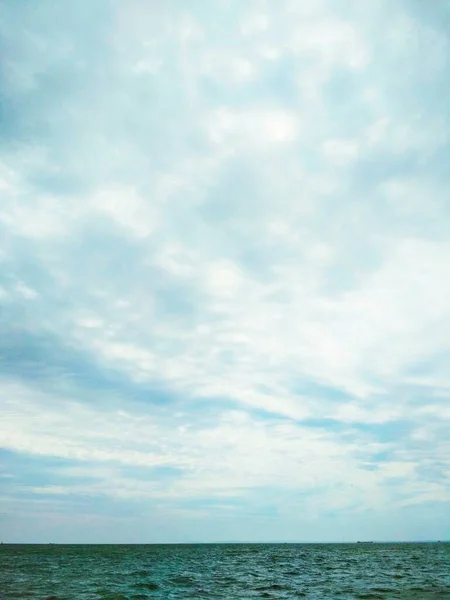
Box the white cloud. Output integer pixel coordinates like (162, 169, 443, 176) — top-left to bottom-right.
(93, 186, 158, 239)
(207, 107, 298, 149)
(0, 379, 402, 509)
(1, 0, 450, 539)
(322, 138, 360, 165)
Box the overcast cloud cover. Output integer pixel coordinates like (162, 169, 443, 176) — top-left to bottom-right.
(1, 0, 450, 543)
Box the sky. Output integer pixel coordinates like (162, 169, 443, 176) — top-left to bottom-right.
(1, 0, 450, 544)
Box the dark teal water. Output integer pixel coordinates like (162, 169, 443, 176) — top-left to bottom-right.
(1, 543, 450, 600)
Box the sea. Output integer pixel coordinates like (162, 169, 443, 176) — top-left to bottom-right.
(1, 542, 450, 600)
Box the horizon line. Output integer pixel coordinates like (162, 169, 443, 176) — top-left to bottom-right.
(2, 540, 448, 545)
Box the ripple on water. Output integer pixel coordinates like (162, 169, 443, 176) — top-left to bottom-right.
(133, 581, 159, 591)
(2, 542, 450, 600)
(255, 584, 288, 591)
(95, 590, 129, 600)
(397, 591, 450, 600)
(131, 569, 152, 577)
(170, 574, 196, 586)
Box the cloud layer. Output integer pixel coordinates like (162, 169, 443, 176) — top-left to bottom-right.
(1, 0, 450, 542)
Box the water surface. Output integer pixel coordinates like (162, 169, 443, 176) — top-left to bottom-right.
(1, 542, 450, 599)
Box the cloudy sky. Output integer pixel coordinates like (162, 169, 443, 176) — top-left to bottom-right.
(1, 0, 450, 543)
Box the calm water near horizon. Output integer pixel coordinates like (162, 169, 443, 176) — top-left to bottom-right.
(1, 542, 450, 600)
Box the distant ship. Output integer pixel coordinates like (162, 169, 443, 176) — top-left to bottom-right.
(356, 541, 374, 544)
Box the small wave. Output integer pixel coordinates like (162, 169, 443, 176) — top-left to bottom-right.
(256, 584, 287, 591)
(398, 589, 450, 599)
(133, 581, 159, 591)
(193, 587, 212, 597)
(132, 569, 151, 577)
(170, 574, 196, 586)
(95, 592, 129, 600)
